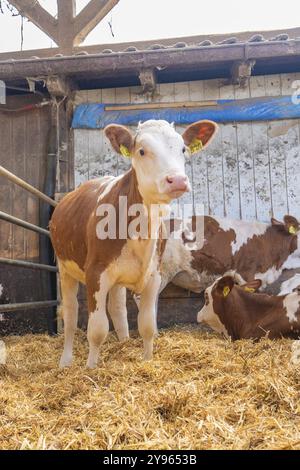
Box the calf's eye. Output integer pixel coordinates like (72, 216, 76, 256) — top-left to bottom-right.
(182, 147, 186, 154)
(139, 149, 145, 156)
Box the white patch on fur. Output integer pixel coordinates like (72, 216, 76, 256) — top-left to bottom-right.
(283, 292, 300, 324)
(197, 283, 229, 337)
(214, 217, 268, 255)
(0, 284, 3, 298)
(160, 237, 195, 291)
(255, 266, 283, 289)
(279, 274, 300, 295)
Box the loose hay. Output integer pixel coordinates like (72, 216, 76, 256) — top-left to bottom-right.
(1, 326, 300, 450)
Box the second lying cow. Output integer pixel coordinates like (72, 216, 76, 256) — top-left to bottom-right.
(197, 274, 300, 340)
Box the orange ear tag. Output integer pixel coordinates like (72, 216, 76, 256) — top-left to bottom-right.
(244, 287, 256, 293)
(223, 286, 230, 298)
(289, 226, 297, 235)
(120, 145, 131, 158)
(189, 139, 203, 154)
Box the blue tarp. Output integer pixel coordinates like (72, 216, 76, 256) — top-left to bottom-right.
(72, 95, 300, 129)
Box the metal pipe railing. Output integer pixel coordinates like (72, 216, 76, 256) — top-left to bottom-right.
(0, 300, 59, 313)
(0, 257, 57, 272)
(0, 210, 50, 236)
(0, 165, 57, 208)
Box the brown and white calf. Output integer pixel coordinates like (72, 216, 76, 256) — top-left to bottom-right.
(197, 274, 300, 340)
(50, 119, 217, 368)
(160, 214, 300, 293)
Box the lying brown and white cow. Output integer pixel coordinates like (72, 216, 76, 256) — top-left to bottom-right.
(161, 214, 300, 293)
(197, 274, 300, 340)
(50, 119, 217, 367)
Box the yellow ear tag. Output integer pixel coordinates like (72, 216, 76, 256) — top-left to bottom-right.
(119, 145, 131, 158)
(289, 226, 297, 235)
(223, 286, 230, 298)
(244, 287, 256, 293)
(189, 138, 203, 154)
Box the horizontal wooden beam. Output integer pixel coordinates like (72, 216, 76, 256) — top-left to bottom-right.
(105, 101, 217, 111)
(9, 0, 58, 44)
(1, 25, 300, 61)
(74, 0, 120, 46)
(0, 41, 300, 81)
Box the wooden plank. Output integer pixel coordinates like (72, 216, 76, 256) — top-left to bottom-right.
(191, 149, 209, 216)
(252, 122, 272, 222)
(176, 125, 194, 216)
(87, 89, 102, 103)
(219, 81, 235, 100)
(234, 82, 250, 100)
(282, 120, 300, 218)
(267, 121, 289, 219)
(130, 86, 148, 104)
(189, 80, 205, 101)
(105, 100, 217, 111)
(157, 83, 175, 103)
(102, 88, 116, 104)
(221, 123, 240, 219)
(281, 72, 300, 96)
(203, 79, 220, 100)
(11, 113, 26, 261)
(265, 74, 282, 96)
(102, 130, 118, 176)
(25, 109, 39, 261)
(249, 75, 266, 98)
(74, 129, 89, 186)
(0, 115, 13, 258)
(115, 87, 130, 104)
(237, 122, 256, 220)
(204, 129, 224, 216)
(174, 82, 190, 102)
(88, 130, 103, 179)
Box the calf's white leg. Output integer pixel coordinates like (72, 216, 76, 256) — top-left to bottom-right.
(138, 271, 161, 360)
(108, 285, 129, 341)
(86, 271, 111, 369)
(59, 264, 79, 368)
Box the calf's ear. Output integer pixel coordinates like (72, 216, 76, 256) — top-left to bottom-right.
(284, 215, 299, 235)
(104, 124, 134, 157)
(182, 120, 218, 154)
(242, 279, 262, 293)
(215, 276, 235, 298)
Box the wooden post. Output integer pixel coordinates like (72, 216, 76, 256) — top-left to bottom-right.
(57, 0, 76, 54)
(8, 0, 120, 53)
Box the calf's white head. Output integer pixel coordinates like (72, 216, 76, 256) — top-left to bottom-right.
(105, 119, 217, 204)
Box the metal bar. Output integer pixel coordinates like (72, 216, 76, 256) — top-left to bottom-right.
(0, 257, 58, 272)
(0, 300, 59, 313)
(0, 165, 57, 207)
(0, 210, 50, 236)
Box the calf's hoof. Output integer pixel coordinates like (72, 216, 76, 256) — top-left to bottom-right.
(59, 355, 73, 368)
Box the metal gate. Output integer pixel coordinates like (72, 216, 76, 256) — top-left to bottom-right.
(0, 165, 58, 334)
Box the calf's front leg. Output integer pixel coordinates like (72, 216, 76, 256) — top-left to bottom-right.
(138, 271, 161, 360)
(86, 269, 111, 369)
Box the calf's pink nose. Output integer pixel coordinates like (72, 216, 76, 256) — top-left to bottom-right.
(166, 175, 188, 192)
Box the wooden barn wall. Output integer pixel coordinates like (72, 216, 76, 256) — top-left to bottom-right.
(0, 95, 72, 334)
(74, 72, 300, 223)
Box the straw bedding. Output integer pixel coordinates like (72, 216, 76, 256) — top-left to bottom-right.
(1, 326, 300, 450)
